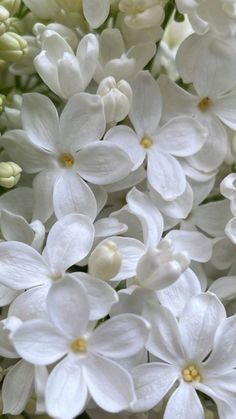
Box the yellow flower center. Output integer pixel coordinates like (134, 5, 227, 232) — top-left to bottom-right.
(60, 153, 74, 168)
(182, 364, 201, 383)
(140, 136, 153, 149)
(198, 96, 212, 112)
(70, 337, 87, 353)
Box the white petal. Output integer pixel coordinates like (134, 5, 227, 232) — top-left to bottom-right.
(131, 363, 178, 412)
(22, 93, 59, 151)
(211, 237, 235, 270)
(1, 210, 34, 244)
(0, 241, 49, 290)
(34, 50, 62, 98)
(99, 29, 125, 65)
(129, 71, 162, 136)
(77, 34, 99, 87)
(2, 360, 34, 415)
(32, 170, 57, 223)
(1, 130, 53, 173)
(23, 0, 59, 19)
(59, 93, 105, 150)
(43, 214, 94, 274)
(89, 314, 150, 358)
(77, 142, 133, 185)
(166, 230, 212, 262)
(0, 284, 19, 307)
(84, 353, 136, 412)
(73, 272, 118, 320)
(186, 116, 228, 172)
(82, 0, 110, 28)
(209, 276, 236, 303)
(164, 383, 204, 419)
(12, 320, 68, 365)
(214, 91, 236, 130)
(194, 199, 231, 237)
(193, 36, 236, 97)
(46, 356, 88, 419)
(157, 269, 201, 317)
(150, 182, 193, 220)
(196, 382, 236, 419)
(201, 370, 236, 408)
(104, 125, 145, 171)
(0, 320, 18, 358)
(157, 117, 206, 156)
(47, 276, 89, 340)
(179, 293, 226, 362)
(8, 285, 49, 321)
(143, 303, 185, 364)
(158, 74, 197, 121)
(127, 187, 163, 247)
(53, 170, 97, 221)
(57, 53, 84, 99)
(0, 187, 33, 221)
(203, 314, 236, 375)
(147, 150, 186, 200)
(94, 217, 127, 237)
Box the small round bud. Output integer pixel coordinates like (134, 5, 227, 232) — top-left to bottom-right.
(0, 5, 10, 35)
(97, 76, 132, 123)
(0, 0, 21, 16)
(0, 31, 27, 61)
(0, 161, 22, 188)
(88, 240, 122, 280)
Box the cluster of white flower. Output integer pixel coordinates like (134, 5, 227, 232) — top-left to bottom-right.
(0, 1, 236, 418)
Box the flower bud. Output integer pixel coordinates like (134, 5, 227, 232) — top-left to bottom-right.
(8, 16, 24, 34)
(0, 161, 22, 188)
(0, 5, 10, 35)
(97, 76, 132, 123)
(0, 0, 21, 16)
(88, 240, 122, 280)
(0, 31, 27, 61)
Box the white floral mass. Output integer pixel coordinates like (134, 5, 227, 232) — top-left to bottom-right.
(0, 1, 236, 419)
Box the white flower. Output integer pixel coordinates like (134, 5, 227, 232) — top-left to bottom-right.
(0, 214, 117, 321)
(12, 277, 150, 418)
(105, 71, 207, 200)
(131, 293, 236, 419)
(34, 32, 99, 100)
(1, 92, 133, 222)
(159, 73, 236, 172)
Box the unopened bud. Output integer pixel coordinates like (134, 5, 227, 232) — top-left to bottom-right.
(0, 0, 21, 16)
(88, 240, 122, 280)
(0, 161, 22, 188)
(97, 76, 132, 123)
(8, 16, 24, 34)
(0, 5, 10, 35)
(0, 31, 27, 61)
